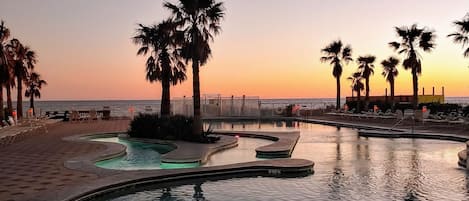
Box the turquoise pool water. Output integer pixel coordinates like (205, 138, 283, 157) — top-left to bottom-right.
(100, 121, 468, 201)
(91, 134, 272, 170)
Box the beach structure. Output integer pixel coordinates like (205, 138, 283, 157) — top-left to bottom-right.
(346, 87, 445, 105)
(346, 94, 444, 105)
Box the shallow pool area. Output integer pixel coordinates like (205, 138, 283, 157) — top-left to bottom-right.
(91, 133, 272, 170)
(99, 121, 469, 201)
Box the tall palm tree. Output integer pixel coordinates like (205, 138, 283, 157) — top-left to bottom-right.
(133, 20, 186, 118)
(381, 57, 400, 109)
(0, 20, 10, 121)
(24, 72, 46, 116)
(389, 24, 435, 109)
(448, 13, 469, 58)
(357, 55, 376, 111)
(348, 72, 364, 113)
(7, 39, 36, 119)
(320, 40, 353, 110)
(164, 0, 225, 135)
(3, 40, 16, 117)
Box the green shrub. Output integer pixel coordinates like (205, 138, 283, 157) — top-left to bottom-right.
(128, 114, 219, 143)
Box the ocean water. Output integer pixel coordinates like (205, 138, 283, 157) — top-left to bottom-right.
(11, 97, 469, 117)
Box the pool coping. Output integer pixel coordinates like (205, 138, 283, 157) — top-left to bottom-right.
(214, 130, 300, 158)
(357, 129, 469, 168)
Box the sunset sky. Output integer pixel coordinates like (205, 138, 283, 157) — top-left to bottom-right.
(1, 0, 468, 100)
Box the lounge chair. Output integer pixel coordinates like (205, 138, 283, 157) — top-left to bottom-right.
(89, 109, 98, 121)
(70, 110, 80, 122)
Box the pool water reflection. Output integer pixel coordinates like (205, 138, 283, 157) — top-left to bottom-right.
(104, 121, 469, 201)
(92, 133, 272, 170)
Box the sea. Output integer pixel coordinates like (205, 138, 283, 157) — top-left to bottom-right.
(14, 97, 469, 117)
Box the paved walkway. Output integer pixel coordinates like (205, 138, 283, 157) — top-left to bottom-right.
(0, 120, 130, 201)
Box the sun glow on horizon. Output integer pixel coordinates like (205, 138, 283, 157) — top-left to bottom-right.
(1, 0, 468, 100)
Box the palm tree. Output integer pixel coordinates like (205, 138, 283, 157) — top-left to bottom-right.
(448, 13, 469, 58)
(357, 55, 376, 111)
(3, 40, 16, 117)
(0, 20, 10, 121)
(133, 20, 186, 118)
(164, 0, 225, 135)
(389, 24, 435, 109)
(24, 72, 46, 116)
(381, 57, 400, 109)
(7, 39, 36, 119)
(348, 72, 364, 113)
(320, 40, 353, 110)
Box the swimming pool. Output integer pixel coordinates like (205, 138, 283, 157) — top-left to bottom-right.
(99, 121, 468, 201)
(92, 132, 272, 170)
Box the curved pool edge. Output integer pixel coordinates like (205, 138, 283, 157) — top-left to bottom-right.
(63, 132, 128, 176)
(62, 132, 240, 173)
(59, 158, 314, 201)
(214, 130, 300, 158)
(357, 129, 469, 169)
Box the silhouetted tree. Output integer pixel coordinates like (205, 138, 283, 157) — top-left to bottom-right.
(357, 55, 376, 111)
(24, 72, 46, 116)
(4, 39, 17, 117)
(348, 72, 364, 112)
(133, 19, 186, 118)
(7, 39, 36, 119)
(321, 40, 353, 110)
(448, 13, 469, 58)
(164, 0, 225, 135)
(381, 57, 400, 109)
(389, 24, 435, 109)
(0, 20, 10, 120)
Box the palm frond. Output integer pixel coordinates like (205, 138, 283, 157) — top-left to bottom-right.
(388, 41, 400, 50)
(419, 31, 435, 52)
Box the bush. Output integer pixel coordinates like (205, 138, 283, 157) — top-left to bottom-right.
(128, 114, 219, 143)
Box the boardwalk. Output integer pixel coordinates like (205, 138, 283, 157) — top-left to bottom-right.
(0, 120, 130, 201)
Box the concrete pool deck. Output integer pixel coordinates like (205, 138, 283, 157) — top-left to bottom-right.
(2, 117, 469, 201)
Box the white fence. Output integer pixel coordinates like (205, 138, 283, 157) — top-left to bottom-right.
(169, 95, 334, 118)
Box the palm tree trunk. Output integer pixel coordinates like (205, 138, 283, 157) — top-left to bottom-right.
(30, 95, 35, 116)
(6, 83, 12, 116)
(16, 76, 22, 119)
(0, 84, 4, 121)
(357, 89, 361, 113)
(161, 72, 171, 118)
(192, 60, 203, 135)
(412, 70, 418, 109)
(365, 78, 370, 111)
(336, 77, 341, 110)
(390, 80, 395, 112)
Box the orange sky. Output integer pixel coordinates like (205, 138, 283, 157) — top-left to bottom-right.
(1, 0, 468, 100)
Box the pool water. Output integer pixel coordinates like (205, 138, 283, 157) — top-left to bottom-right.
(102, 121, 469, 201)
(93, 137, 175, 170)
(92, 133, 272, 170)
